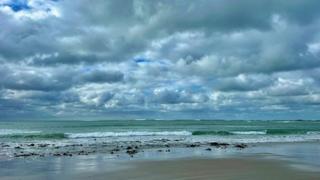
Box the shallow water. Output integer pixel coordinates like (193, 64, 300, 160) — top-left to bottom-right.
(1, 120, 320, 159)
(1, 142, 320, 180)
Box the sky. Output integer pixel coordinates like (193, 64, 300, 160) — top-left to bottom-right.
(0, 0, 320, 120)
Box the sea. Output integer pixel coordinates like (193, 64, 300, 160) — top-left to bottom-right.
(1, 120, 320, 159)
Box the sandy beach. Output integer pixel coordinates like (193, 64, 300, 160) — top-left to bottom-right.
(78, 158, 320, 180)
(2, 157, 320, 180)
(1, 142, 320, 180)
(1, 120, 320, 180)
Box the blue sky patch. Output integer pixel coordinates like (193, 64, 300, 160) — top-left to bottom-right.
(4, 0, 31, 12)
(134, 58, 151, 64)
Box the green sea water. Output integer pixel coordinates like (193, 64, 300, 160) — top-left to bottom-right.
(1, 120, 320, 140)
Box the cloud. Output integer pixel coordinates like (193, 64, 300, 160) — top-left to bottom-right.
(1, 0, 320, 120)
(80, 70, 124, 83)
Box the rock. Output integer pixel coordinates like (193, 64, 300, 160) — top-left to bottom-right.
(78, 151, 88, 155)
(38, 144, 49, 148)
(126, 149, 138, 155)
(14, 146, 22, 149)
(161, 139, 170, 142)
(205, 148, 212, 151)
(157, 149, 163, 152)
(112, 148, 120, 152)
(14, 153, 39, 157)
(165, 149, 170, 152)
(62, 152, 72, 156)
(2, 144, 10, 148)
(28, 143, 35, 147)
(209, 142, 229, 148)
(234, 143, 247, 149)
(14, 153, 30, 157)
(187, 144, 200, 148)
(126, 146, 133, 150)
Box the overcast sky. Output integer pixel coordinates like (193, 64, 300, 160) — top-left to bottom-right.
(1, 0, 320, 120)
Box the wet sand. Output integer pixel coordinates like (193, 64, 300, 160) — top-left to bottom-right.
(1, 142, 320, 180)
(75, 158, 320, 180)
(2, 157, 320, 180)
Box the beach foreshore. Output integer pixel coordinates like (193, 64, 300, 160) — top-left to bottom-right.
(1, 157, 320, 180)
(75, 158, 320, 180)
(1, 142, 320, 180)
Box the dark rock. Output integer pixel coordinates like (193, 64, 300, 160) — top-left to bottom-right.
(2, 144, 10, 148)
(14, 153, 39, 157)
(126, 146, 133, 150)
(62, 152, 72, 156)
(78, 151, 88, 155)
(38, 144, 49, 148)
(161, 139, 170, 142)
(209, 142, 229, 148)
(112, 148, 120, 152)
(187, 144, 200, 148)
(126, 149, 138, 155)
(14, 153, 30, 157)
(28, 143, 35, 147)
(234, 143, 247, 149)
(165, 149, 170, 152)
(14, 146, 22, 149)
(157, 149, 163, 152)
(205, 148, 212, 151)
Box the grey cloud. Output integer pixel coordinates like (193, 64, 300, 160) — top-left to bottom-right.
(216, 74, 273, 92)
(1, 0, 320, 119)
(0, 66, 71, 91)
(80, 70, 124, 83)
(152, 88, 208, 105)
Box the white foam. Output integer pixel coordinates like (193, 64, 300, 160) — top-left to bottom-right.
(0, 129, 41, 135)
(307, 131, 320, 135)
(67, 131, 192, 138)
(232, 131, 267, 135)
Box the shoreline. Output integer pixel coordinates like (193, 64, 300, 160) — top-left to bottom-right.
(1, 141, 320, 179)
(1, 156, 320, 180)
(2, 140, 318, 159)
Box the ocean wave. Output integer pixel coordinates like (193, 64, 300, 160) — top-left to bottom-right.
(1, 129, 320, 140)
(232, 131, 267, 135)
(307, 131, 320, 135)
(192, 131, 233, 135)
(265, 129, 309, 135)
(0, 129, 66, 139)
(0, 133, 66, 139)
(67, 131, 192, 138)
(0, 129, 41, 135)
(191, 130, 320, 136)
(192, 130, 266, 135)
